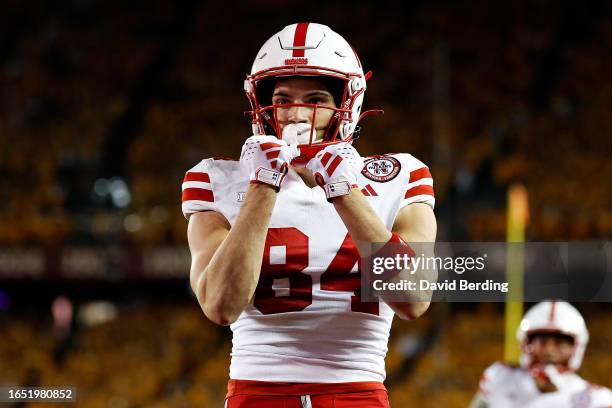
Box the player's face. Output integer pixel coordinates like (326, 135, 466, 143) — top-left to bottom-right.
(272, 78, 337, 141)
(527, 332, 575, 367)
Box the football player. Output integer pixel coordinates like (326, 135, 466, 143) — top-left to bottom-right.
(183, 23, 437, 408)
(470, 300, 612, 408)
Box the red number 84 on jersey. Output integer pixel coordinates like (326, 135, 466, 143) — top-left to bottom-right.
(254, 227, 379, 316)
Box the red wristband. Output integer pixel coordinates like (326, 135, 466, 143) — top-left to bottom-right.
(370, 232, 416, 281)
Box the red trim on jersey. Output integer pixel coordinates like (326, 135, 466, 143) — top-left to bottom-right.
(365, 184, 378, 196)
(183, 172, 210, 183)
(213, 156, 239, 161)
(266, 150, 281, 160)
(292, 22, 310, 58)
(182, 188, 214, 202)
(226, 379, 386, 397)
(409, 167, 432, 183)
(405, 185, 434, 199)
(260, 142, 282, 150)
(320, 152, 333, 166)
(326, 155, 343, 176)
(478, 373, 490, 395)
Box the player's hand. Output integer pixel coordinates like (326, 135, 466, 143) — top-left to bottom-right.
(306, 142, 364, 201)
(240, 135, 299, 191)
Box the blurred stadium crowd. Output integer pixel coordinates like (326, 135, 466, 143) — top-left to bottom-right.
(1, 1, 612, 407)
(1, 302, 610, 407)
(1, 0, 611, 246)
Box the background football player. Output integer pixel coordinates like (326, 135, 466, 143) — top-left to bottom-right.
(469, 300, 612, 408)
(183, 23, 437, 407)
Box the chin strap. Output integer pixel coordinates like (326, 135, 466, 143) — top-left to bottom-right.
(352, 109, 384, 142)
(358, 109, 384, 123)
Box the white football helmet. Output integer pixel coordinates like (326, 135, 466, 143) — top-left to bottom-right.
(516, 300, 589, 371)
(244, 22, 380, 162)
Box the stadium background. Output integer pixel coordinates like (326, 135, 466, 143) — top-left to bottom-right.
(1, 0, 610, 406)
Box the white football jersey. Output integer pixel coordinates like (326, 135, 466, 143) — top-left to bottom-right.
(477, 362, 612, 408)
(182, 153, 435, 383)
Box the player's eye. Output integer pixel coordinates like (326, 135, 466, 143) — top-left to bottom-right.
(308, 95, 334, 106)
(272, 97, 289, 105)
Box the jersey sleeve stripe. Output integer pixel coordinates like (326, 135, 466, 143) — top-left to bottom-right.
(405, 184, 434, 199)
(182, 188, 214, 203)
(183, 172, 210, 183)
(182, 180, 212, 191)
(407, 178, 433, 189)
(401, 195, 435, 209)
(409, 167, 432, 183)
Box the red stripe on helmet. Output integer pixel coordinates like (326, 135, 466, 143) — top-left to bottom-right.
(292, 22, 310, 57)
(549, 300, 557, 323)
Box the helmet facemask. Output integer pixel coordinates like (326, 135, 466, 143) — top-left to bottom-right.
(246, 73, 363, 163)
(523, 331, 577, 370)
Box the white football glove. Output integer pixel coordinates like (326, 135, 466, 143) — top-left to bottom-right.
(240, 135, 298, 191)
(306, 142, 364, 201)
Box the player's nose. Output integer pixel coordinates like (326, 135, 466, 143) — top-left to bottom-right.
(540, 337, 558, 351)
(287, 105, 311, 124)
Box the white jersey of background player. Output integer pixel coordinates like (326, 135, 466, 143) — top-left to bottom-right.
(470, 300, 612, 408)
(182, 23, 437, 407)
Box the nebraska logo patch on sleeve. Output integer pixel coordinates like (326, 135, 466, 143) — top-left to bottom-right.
(361, 156, 401, 182)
